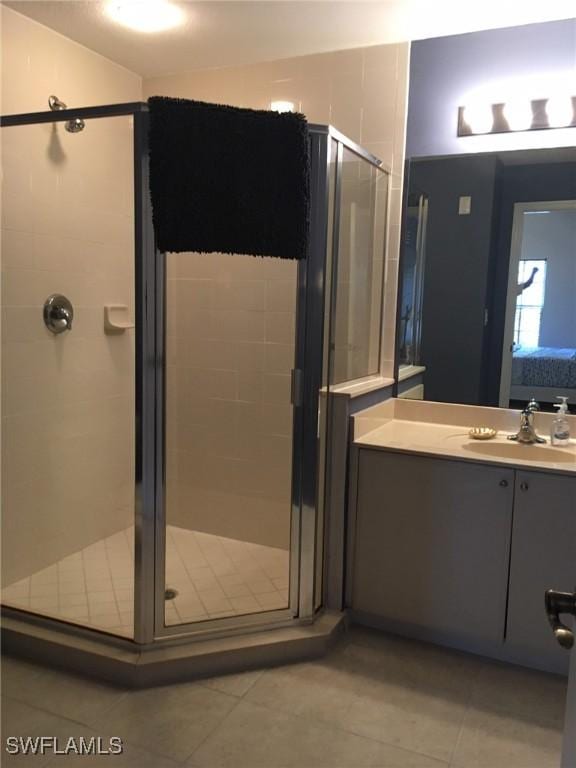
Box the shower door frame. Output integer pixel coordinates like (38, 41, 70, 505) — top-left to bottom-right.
(0, 103, 331, 646)
(151, 125, 332, 640)
(1, 105, 385, 646)
(0, 102, 157, 644)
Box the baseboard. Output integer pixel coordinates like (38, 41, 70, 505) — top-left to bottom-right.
(1, 610, 346, 687)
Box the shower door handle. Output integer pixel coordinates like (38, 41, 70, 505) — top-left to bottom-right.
(290, 369, 303, 407)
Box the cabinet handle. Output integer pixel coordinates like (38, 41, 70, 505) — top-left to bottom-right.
(499, 479, 508, 487)
(520, 481, 529, 491)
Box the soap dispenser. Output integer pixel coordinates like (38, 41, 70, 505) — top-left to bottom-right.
(551, 397, 571, 446)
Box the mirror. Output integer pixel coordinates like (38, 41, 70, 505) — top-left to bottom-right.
(396, 147, 576, 408)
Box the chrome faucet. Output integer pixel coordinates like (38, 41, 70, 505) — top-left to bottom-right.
(508, 398, 546, 444)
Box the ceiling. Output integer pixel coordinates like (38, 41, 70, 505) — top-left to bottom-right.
(4, 1, 576, 78)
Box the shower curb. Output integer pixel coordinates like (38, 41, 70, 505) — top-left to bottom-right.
(1, 610, 346, 687)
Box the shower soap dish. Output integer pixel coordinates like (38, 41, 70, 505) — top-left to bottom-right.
(469, 427, 497, 440)
(104, 304, 135, 334)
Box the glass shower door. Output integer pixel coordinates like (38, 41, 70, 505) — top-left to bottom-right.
(330, 146, 389, 384)
(162, 251, 297, 628)
(1, 115, 136, 637)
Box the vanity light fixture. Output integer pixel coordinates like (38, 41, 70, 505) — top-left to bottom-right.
(270, 100, 295, 113)
(502, 99, 533, 132)
(105, 0, 184, 33)
(546, 95, 575, 128)
(458, 94, 576, 136)
(462, 103, 494, 134)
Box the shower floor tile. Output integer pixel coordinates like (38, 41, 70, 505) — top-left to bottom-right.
(165, 526, 290, 626)
(1, 525, 290, 638)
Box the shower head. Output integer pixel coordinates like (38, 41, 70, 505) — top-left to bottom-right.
(66, 118, 86, 133)
(48, 95, 86, 133)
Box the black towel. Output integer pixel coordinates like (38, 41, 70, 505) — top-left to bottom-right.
(148, 97, 310, 260)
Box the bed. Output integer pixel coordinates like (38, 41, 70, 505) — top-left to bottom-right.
(511, 346, 576, 403)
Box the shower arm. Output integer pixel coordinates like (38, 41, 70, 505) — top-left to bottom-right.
(48, 95, 85, 133)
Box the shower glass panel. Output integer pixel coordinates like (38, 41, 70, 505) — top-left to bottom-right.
(331, 147, 388, 384)
(1, 113, 386, 648)
(163, 252, 296, 627)
(1, 116, 136, 638)
(398, 194, 428, 366)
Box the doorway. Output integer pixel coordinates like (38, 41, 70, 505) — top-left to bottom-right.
(499, 200, 576, 408)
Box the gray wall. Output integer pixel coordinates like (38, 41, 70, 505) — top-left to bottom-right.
(522, 209, 576, 348)
(407, 19, 576, 158)
(413, 155, 499, 405)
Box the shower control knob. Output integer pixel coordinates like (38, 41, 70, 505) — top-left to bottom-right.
(44, 294, 74, 334)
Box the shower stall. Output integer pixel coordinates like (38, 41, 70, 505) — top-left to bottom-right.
(1, 101, 389, 660)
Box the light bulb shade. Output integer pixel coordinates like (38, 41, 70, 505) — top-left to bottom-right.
(462, 103, 493, 134)
(105, 0, 184, 32)
(546, 95, 574, 128)
(503, 100, 533, 131)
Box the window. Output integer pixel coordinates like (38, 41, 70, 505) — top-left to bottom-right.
(514, 259, 547, 348)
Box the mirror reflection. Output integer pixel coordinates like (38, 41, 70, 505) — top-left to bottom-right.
(397, 147, 576, 408)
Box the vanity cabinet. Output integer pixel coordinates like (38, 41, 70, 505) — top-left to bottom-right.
(352, 450, 514, 644)
(351, 449, 576, 672)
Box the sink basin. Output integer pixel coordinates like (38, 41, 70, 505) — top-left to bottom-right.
(462, 441, 576, 463)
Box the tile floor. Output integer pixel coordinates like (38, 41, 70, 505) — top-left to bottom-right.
(1, 627, 566, 767)
(1, 526, 289, 637)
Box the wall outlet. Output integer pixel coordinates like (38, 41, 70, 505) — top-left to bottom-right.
(458, 196, 472, 215)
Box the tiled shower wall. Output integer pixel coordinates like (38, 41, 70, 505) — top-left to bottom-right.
(1, 7, 409, 575)
(1, 7, 142, 585)
(145, 42, 409, 548)
(165, 253, 296, 550)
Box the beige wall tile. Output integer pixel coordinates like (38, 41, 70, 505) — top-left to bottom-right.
(213, 279, 266, 312)
(165, 250, 298, 549)
(211, 309, 266, 343)
(363, 43, 398, 75)
(266, 279, 297, 312)
(1, 8, 141, 115)
(329, 72, 364, 144)
(145, 40, 409, 553)
(265, 312, 296, 345)
(361, 70, 398, 144)
(1, 9, 140, 586)
(265, 343, 295, 374)
(237, 369, 263, 403)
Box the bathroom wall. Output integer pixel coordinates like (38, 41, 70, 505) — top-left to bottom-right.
(411, 154, 500, 405)
(1, 7, 142, 585)
(1, 7, 142, 115)
(406, 18, 576, 158)
(144, 42, 409, 547)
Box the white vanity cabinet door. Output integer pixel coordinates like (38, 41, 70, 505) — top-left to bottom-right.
(506, 471, 576, 673)
(351, 449, 514, 644)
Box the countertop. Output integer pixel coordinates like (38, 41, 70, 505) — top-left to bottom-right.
(353, 400, 576, 476)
